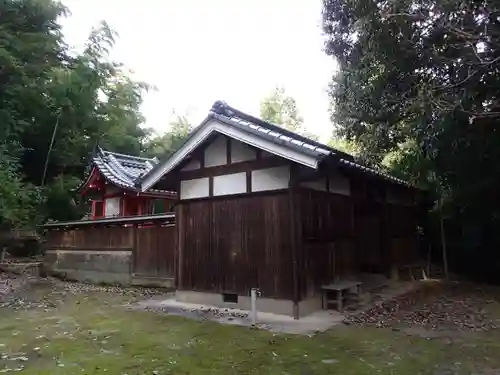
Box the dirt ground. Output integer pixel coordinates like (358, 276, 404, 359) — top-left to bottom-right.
(1, 274, 500, 374)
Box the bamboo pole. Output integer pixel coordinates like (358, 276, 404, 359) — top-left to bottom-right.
(41, 110, 62, 186)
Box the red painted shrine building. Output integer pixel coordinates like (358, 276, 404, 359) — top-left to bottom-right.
(77, 147, 176, 219)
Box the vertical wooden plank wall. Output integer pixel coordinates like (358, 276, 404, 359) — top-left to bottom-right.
(46, 226, 134, 250)
(288, 166, 301, 319)
(298, 188, 356, 300)
(297, 177, 420, 301)
(176, 192, 293, 300)
(387, 204, 419, 266)
(134, 225, 176, 278)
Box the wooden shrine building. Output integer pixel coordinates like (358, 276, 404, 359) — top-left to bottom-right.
(134, 101, 424, 318)
(77, 147, 176, 219)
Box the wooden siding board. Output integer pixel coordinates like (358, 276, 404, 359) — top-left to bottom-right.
(134, 227, 154, 276)
(180, 200, 212, 291)
(299, 188, 357, 299)
(226, 137, 231, 164)
(246, 171, 251, 193)
(133, 224, 138, 275)
(300, 188, 353, 243)
(178, 193, 293, 299)
(176, 205, 183, 288)
(208, 177, 214, 197)
(46, 226, 134, 250)
(130, 225, 177, 278)
(298, 183, 419, 300)
(289, 165, 301, 318)
(354, 199, 384, 273)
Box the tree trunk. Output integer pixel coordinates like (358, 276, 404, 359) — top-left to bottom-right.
(439, 199, 449, 279)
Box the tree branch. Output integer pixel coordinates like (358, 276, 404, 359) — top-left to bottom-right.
(437, 70, 479, 90)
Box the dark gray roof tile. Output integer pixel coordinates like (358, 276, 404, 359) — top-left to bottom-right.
(209, 101, 412, 187)
(91, 147, 158, 190)
(137, 101, 413, 189)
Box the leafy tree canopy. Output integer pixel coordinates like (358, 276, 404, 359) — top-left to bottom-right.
(260, 87, 321, 140)
(328, 138, 362, 158)
(143, 114, 193, 159)
(260, 87, 305, 132)
(0, 0, 152, 228)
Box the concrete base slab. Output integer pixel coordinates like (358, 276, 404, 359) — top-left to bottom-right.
(134, 298, 345, 335)
(175, 290, 296, 316)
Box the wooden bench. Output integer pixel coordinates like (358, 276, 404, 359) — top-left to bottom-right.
(321, 280, 362, 312)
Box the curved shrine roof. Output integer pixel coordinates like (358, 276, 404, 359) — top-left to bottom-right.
(78, 147, 174, 195)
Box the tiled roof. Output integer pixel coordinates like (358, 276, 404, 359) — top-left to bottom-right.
(209, 101, 411, 186)
(91, 147, 158, 190)
(77, 147, 178, 194)
(210, 101, 352, 161)
(138, 101, 413, 190)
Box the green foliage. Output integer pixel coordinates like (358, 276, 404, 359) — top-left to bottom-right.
(260, 87, 324, 140)
(0, 147, 43, 230)
(43, 175, 87, 222)
(0, 0, 151, 228)
(328, 138, 362, 158)
(0, 0, 65, 146)
(143, 114, 192, 159)
(322, 0, 500, 280)
(260, 87, 305, 133)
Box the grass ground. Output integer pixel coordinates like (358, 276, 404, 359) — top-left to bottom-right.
(1, 281, 500, 374)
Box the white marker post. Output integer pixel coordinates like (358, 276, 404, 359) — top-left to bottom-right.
(250, 288, 260, 325)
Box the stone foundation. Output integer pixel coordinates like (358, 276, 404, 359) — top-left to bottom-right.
(44, 250, 132, 285)
(175, 290, 323, 317)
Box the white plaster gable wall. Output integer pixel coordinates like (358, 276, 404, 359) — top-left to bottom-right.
(204, 135, 227, 167)
(181, 159, 201, 171)
(231, 139, 256, 163)
(329, 174, 350, 196)
(180, 178, 209, 200)
(213, 172, 247, 196)
(252, 166, 290, 192)
(105, 197, 120, 217)
(140, 119, 320, 191)
(301, 178, 327, 192)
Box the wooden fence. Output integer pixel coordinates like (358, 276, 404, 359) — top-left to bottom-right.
(44, 214, 176, 281)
